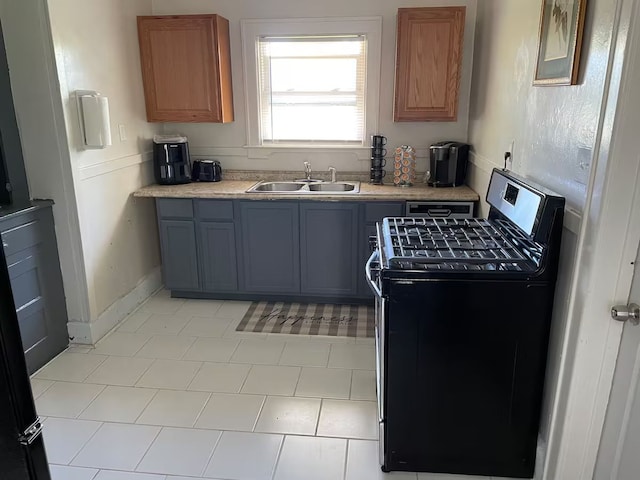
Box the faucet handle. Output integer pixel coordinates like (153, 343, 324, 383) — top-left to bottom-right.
(328, 166, 337, 183)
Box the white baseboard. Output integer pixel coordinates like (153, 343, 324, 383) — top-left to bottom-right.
(67, 267, 162, 345)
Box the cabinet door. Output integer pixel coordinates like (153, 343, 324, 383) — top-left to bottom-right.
(137, 14, 233, 123)
(394, 7, 466, 122)
(300, 203, 360, 296)
(240, 202, 300, 294)
(359, 202, 405, 296)
(199, 222, 238, 292)
(3, 210, 68, 374)
(159, 220, 200, 291)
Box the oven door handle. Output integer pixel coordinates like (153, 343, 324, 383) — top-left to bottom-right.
(366, 251, 382, 298)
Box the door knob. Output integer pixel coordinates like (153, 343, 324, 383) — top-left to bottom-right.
(611, 303, 640, 325)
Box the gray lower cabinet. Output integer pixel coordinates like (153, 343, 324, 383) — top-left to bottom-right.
(155, 198, 408, 301)
(240, 201, 300, 294)
(1, 202, 69, 374)
(300, 202, 359, 296)
(358, 202, 405, 296)
(199, 222, 237, 291)
(158, 219, 200, 291)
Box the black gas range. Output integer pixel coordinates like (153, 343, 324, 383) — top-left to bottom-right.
(366, 169, 565, 478)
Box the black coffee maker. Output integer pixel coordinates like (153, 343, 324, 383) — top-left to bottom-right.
(153, 135, 191, 185)
(428, 141, 470, 187)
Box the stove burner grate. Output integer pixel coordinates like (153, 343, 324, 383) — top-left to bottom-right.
(383, 218, 541, 271)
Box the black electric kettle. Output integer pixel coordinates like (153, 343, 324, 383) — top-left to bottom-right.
(192, 160, 222, 182)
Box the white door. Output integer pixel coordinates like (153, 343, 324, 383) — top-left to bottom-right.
(594, 246, 640, 480)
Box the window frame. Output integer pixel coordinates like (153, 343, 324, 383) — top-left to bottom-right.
(241, 17, 382, 149)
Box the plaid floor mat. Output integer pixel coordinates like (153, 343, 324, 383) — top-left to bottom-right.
(235, 301, 374, 338)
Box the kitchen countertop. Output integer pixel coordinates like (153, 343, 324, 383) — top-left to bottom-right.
(133, 180, 480, 202)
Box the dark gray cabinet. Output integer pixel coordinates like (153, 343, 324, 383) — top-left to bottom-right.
(158, 220, 200, 291)
(199, 222, 237, 291)
(240, 201, 300, 294)
(154, 198, 410, 301)
(358, 202, 405, 296)
(196, 200, 238, 292)
(1, 202, 69, 374)
(300, 202, 359, 296)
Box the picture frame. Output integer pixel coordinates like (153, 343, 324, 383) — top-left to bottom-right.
(534, 0, 587, 86)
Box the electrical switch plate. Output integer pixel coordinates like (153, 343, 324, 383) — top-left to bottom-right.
(118, 124, 127, 142)
(575, 147, 592, 185)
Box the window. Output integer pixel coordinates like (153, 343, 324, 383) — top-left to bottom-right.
(242, 17, 382, 148)
(258, 35, 366, 144)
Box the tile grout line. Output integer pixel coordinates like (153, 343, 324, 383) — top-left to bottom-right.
(226, 337, 243, 364)
(31, 379, 55, 400)
(199, 426, 224, 478)
(238, 364, 255, 393)
(134, 358, 159, 389)
(251, 395, 269, 433)
(269, 434, 286, 480)
(291, 363, 303, 397)
(191, 391, 213, 429)
(72, 384, 107, 420)
(314, 398, 324, 436)
(131, 424, 164, 474)
(343, 438, 351, 480)
(132, 388, 161, 425)
(66, 420, 105, 466)
(348, 369, 354, 400)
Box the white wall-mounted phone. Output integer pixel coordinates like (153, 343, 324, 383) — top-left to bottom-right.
(75, 90, 112, 149)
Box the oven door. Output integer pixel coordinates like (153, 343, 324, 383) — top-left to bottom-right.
(366, 251, 386, 466)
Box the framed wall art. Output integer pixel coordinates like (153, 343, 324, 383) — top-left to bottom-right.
(534, 0, 587, 85)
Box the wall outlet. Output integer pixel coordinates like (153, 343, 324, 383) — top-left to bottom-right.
(504, 139, 515, 168)
(118, 124, 127, 142)
(575, 147, 592, 185)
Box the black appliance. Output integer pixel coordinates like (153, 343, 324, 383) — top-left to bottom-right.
(192, 159, 222, 182)
(0, 243, 51, 479)
(153, 135, 191, 185)
(428, 141, 470, 187)
(366, 168, 565, 478)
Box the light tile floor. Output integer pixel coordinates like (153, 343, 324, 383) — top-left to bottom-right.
(34, 290, 507, 480)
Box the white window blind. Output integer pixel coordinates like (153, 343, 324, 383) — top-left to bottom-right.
(257, 35, 367, 145)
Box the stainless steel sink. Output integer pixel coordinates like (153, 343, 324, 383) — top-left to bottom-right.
(246, 180, 360, 194)
(250, 182, 306, 192)
(308, 183, 356, 192)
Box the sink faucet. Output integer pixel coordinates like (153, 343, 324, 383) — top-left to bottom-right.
(304, 161, 312, 181)
(328, 166, 337, 183)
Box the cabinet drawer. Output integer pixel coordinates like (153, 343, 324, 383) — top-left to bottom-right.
(157, 198, 193, 218)
(1, 220, 41, 257)
(365, 202, 405, 223)
(197, 200, 234, 221)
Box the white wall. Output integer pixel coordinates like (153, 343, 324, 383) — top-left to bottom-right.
(151, 0, 477, 175)
(47, 0, 162, 342)
(0, 0, 88, 327)
(468, 1, 616, 212)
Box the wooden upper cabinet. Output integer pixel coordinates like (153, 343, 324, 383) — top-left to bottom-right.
(394, 7, 465, 122)
(137, 14, 234, 123)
